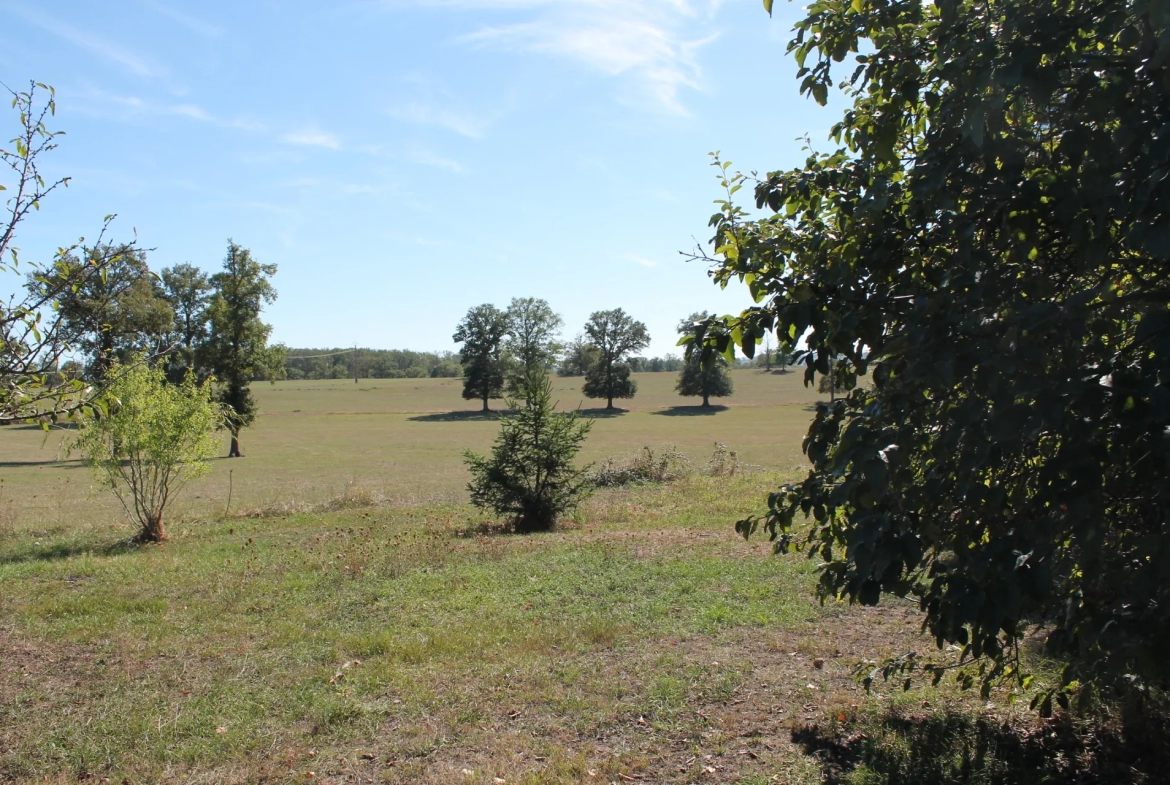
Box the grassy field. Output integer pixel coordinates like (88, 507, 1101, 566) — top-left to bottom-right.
(2, 369, 1081, 784)
(0, 370, 820, 534)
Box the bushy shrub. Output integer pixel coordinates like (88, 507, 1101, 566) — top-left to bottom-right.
(73, 358, 221, 542)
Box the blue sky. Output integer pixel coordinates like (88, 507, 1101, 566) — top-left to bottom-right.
(1, 0, 840, 354)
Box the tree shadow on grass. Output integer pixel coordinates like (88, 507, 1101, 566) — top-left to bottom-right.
(0, 537, 138, 566)
(791, 704, 1170, 784)
(651, 405, 729, 417)
(0, 458, 86, 469)
(407, 410, 509, 422)
(576, 407, 629, 418)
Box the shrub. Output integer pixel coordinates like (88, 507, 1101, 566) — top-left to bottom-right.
(73, 358, 221, 542)
(464, 371, 592, 533)
(590, 446, 692, 487)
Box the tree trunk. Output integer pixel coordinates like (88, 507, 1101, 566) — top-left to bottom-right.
(607, 395, 614, 410)
(482, 395, 490, 412)
(702, 393, 710, 407)
(136, 513, 166, 543)
(229, 432, 244, 457)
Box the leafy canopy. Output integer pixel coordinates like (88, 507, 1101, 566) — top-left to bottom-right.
(1, 82, 142, 423)
(453, 303, 511, 411)
(582, 308, 649, 408)
(696, 0, 1170, 702)
(202, 240, 283, 436)
(675, 312, 734, 406)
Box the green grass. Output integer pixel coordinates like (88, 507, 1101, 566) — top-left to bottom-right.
(2, 475, 867, 783)
(2, 369, 1079, 784)
(0, 369, 819, 536)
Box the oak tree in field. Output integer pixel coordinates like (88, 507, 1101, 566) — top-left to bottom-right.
(581, 308, 649, 409)
(201, 241, 284, 457)
(33, 245, 174, 382)
(504, 297, 563, 392)
(161, 262, 213, 381)
(1, 82, 142, 423)
(695, 0, 1170, 702)
(675, 312, 733, 407)
(464, 371, 592, 533)
(74, 357, 220, 543)
(453, 303, 510, 412)
(558, 333, 600, 377)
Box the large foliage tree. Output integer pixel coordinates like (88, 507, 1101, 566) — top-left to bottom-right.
(675, 312, 734, 407)
(161, 262, 213, 381)
(453, 303, 510, 412)
(693, 0, 1170, 701)
(33, 245, 173, 382)
(582, 308, 649, 409)
(558, 333, 600, 377)
(1, 82, 139, 423)
(504, 297, 563, 392)
(202, 240, 283, 458)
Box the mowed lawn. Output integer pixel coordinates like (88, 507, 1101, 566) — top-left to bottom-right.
(0, 370, 944, 784)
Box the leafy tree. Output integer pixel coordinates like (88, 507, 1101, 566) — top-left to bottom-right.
(160, 263, 213, 381)
(73, 357, 220, 543)
(504, 297, 563, 392)
(697, 0, 1170, 699)
(582, 308, 649, 409)
(1, 81, 144, 422)
(33, 244, 174, 381)
(675, 312, 734, 407)
(558, 333, 600, 377)
(453, 304, 510, 411)
(201, 240, 283, 457)
(464, 371, 593, 533)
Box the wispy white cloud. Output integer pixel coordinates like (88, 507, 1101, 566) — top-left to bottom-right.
(68, 89, 265, 132)
(356, 142, 466, 173)
(405, 147, 465, 172)
(7, 6, 164, 78)
(280, 129, 343, 150)
(168, 103, 213, 122)
(286, 177, 380, 195)
(140, 0, 222, 37)
(419, 0, 718, 113)
(390, 101, 496, 139)
(622, 252, 659, 268)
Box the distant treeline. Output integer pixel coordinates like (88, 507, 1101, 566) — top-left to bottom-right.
(284, 348, 462, 380)
(284, 348, 689, 380)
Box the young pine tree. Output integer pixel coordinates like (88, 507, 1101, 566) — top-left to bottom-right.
(464, 371, 593, 533)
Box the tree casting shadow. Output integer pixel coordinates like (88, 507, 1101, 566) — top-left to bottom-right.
(652, 405, 729, 417)
(407, 410, 508, 422)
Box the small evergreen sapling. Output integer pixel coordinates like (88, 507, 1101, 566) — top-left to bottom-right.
(463, 372, 592, 533)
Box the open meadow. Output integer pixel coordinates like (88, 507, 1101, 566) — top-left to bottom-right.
(1, 370, 1080, 784)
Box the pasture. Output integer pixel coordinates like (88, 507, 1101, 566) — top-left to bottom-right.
(1, 370, 1037, 784)
(0, 370, 821, 532)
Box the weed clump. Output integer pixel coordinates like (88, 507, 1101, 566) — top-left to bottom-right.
(590, 446, 692, 487)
